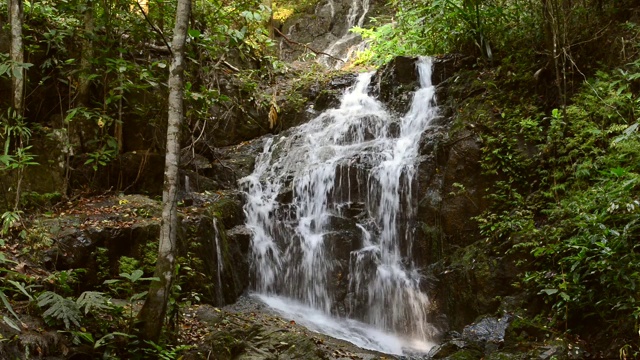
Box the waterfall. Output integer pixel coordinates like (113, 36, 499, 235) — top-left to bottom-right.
(319, 0, 371, 68)
(212, 218, 225, 305)
(240, 57, 438, 354)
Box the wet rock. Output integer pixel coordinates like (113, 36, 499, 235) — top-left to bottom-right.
(462, 314, 512, 353)
(183, 194, 250, 306)
(427, 338, 483, 359)
(206, 141, 262, 189)
(0, 313, 66, 359)
(313, 73, 357, 110)
(184, 296, 394, 360)
(227, 225, 252, 255)
(372, 56, 420, 115)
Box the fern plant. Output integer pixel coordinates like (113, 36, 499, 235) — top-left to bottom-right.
(38, 290, 110, 329)
(77, 291, 111, 314)
(38, 291, 82, 329)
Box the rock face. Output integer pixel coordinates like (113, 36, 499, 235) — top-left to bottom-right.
(220, 55, 495, 343)
(40, 193, 250, 307)
(12, 52, 521, 355)
(277, 0, 387, 65)
(369, 55, 496, 332)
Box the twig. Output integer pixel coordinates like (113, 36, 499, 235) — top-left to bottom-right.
(211, 150, 236, 175)
(135, 1, 173, 56)
(144, 42, 171, 54)
(222, 60, 240, 72)
(274, 27, 344, 63)
(563, 48, 626, 121)
(568, 22, 611, 49)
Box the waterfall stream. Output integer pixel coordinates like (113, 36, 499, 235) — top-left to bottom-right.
(240, 57, 438, 355)
(212, 218, 225, 305)
(319, 0, 370, 68)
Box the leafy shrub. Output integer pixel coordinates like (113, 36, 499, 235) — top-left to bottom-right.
(479, 58, 640, 338)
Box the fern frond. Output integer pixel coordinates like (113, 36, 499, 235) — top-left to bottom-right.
(76, 291, 111, 315)
(37, 291, 82, 329)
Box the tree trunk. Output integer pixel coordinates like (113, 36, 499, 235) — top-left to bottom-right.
(78, 0, 94, 108)
(137, 0, 191, 343)
(9, 0, 24, 210)
(9, 0, 24, 115)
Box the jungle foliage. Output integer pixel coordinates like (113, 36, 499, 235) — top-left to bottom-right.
(352, 0, 640, 349)
(0, 0, 278, 357)
(2, 0, 640, 357)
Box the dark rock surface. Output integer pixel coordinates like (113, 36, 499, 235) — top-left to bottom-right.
(39, 193, 249, 307)
(185, 296, 394, 360)
(0, 313, 66, 359)
(372, 56, 421, 115)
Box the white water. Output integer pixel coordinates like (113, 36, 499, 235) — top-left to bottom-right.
(319, 0, 371, 68)
(240, 57, 438, 355)
(212, 218, 225, 305)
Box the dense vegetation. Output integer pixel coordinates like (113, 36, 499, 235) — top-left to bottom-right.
(354, 0, 640, 352)
(1, 0, 640, 358)
(0, 0, 284, 357)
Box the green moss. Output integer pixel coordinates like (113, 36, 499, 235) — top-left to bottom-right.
(93, 247, 110, 283)
(118, 256, 140, 275)
(446, 348, 484, 360)
(420, 222, 443, 261)
(141, 240, 158, 274)
(208, 197, 240, 220)
(20, 191, 62, 210)
(487, 353, 524, 360)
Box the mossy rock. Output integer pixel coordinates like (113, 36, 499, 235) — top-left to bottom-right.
(207, 192, 244, 229)
(486, 353, 526, 360)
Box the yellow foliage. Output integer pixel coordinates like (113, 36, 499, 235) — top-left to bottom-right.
(130, 0, 149, 15)
(273, 7, 294, 22)
(269, 105, 278, 129)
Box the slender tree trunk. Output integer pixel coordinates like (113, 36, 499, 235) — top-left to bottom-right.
(9, 0, 24, 115)
(137, 0, 191, 343)
(78, 0, 94, 108)
(9, 0, 24, 210)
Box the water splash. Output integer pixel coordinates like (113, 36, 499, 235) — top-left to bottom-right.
(240, 57, 438, 354)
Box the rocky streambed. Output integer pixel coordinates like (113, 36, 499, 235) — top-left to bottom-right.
(186, 295, 395, 360)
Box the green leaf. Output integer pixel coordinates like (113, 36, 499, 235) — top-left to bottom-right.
(0, 290, 21, 324)
(74, 331, 94, 344)
(188, 29, 201, 38)
(7, 280, 34, 301)
(0, 63, 10, 76)
(609, 167, 627, 177)
(37, 291, 82, 329)
(130, 269, 144, 282)
(12, 67, 22, 79)
(76, 291, 111, 315)
(95, 332, 134, 349)
(130, 291, 148, 302)
(2, 316, 21, 332)
(540, 288, 558, 295)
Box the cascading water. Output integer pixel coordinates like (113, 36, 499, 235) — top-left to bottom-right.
(212, 218, 225, 305)
(319, 0, 370, 68)
(240, 57, 438, 354)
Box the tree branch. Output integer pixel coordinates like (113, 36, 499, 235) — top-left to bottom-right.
(274, 27, 344, 63)
(136, 1, 173, 56)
